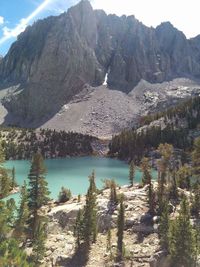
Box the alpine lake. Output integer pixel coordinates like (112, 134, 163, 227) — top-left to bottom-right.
(5, 156, 157, 202)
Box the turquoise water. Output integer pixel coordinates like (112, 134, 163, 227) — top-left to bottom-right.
(4, 156, 156, 202)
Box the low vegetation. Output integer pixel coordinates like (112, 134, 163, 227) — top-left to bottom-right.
(1, 115, 200, 265)
(0, 127, 96, 160)
(109, 95, 200, 161)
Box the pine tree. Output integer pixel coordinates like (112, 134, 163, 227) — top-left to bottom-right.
(82, 171, 97, 245)
(0, 143, 11, 199)
(14, 181, 29, 241)
(0, 167, 11, 199)
(27, 153, 50, 239)
(117, 194, 125, 261)
(0, 239, 31, 267)
(168, 196, 196, 267)
(168, 159, 178, 200)
(159, 201, 170, 251)
(191, 183, 200, 218)
(177, 164, 191, 189)
(31, 216, 47, 266)
(192, 137, 200, 179)
(194, 225, 200, 265)
(157, 143, 173, 201)
(140, 157, 151, 186)
(148, 181, 155, 215)
(129, 161, 135, 186)
(0, 200, 15, 242)
(11, 167, 17, 189)
(58, 187, 71, 203)
(6, 198, 16, 225)
(157, 148, 170, 214)
(74, 209, 84, 248)
(110, 179, 118, 205)
(0, 199, 15, 243)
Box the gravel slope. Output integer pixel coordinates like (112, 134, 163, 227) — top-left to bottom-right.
(0, 78, 200, 138)
(41, 85, 141, 138)
(41, 78, 200, 138)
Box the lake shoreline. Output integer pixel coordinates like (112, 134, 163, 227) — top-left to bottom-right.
(4, 157, 134, 201)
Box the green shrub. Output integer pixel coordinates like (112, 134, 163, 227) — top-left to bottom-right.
(58, 187, 72, 203)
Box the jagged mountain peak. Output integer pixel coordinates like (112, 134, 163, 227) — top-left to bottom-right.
(157, 21, 175, 29)
(0, 0, 200, 127)
(156, 21, 186, 38)
(68, 0, 93, 15)
(67, 0, 97, 48)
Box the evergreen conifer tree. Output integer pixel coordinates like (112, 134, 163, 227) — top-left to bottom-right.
(110, 179, 118, 205)
(191, 183, 200, 218)
(11, 167, 17, 189)
(168, 196, 196, 267)
(0, 199, 16, 242)
(159, 201, 170, 251)
(117, 194, 125, 261)
(14, 181, 29, 241)
(74, 209, 84, 248)
(148, 180, 155, 215)
(31, 216, 47, 266)
(27, 153, 50, 239)
(157, 144, 173, 202)
(129, 161, 135, 186)
(177, 164, 191, 189)
(82, 171, 97, 245)
(194, 225, 200, 265)
(0, 143, 11, 199)
(140, 157, 151, 186)
(0, 239, 31, 267)
(192, 137, 200, 179)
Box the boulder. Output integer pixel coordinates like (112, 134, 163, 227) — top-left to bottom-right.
(48, 202, 84, 231)
(140, 213, 153, 225)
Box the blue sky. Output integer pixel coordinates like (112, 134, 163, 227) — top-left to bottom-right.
(0, 0, 200, 56)
(0, 0, 35, 54)
(0, 0, 79, 55)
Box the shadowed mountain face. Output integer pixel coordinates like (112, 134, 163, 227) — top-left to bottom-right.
(0, 0, 200, 124)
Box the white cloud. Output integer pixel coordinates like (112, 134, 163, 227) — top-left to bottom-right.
(0, 0, 80, 47)
(0, 16, 4, 25)
(0, 0, 53, 45)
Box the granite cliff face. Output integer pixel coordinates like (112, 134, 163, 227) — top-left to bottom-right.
(1, 0, 200, 124)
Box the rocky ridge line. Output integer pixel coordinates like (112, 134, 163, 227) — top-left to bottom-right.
(1, 0, 200, 125)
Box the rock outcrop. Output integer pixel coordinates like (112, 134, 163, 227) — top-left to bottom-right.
(43, 184, 160, 267)
(1, 0, 200, 125)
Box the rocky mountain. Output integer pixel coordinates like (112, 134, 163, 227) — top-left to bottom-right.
(1, 0, 200, 130)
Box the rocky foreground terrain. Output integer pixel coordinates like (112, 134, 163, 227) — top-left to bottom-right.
(38, 184, 166, 267)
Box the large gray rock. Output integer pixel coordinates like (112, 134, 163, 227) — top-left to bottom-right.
(1, 0, 200, 125)
(47, 197, 115, 233)
(48, 202, 84, 231)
